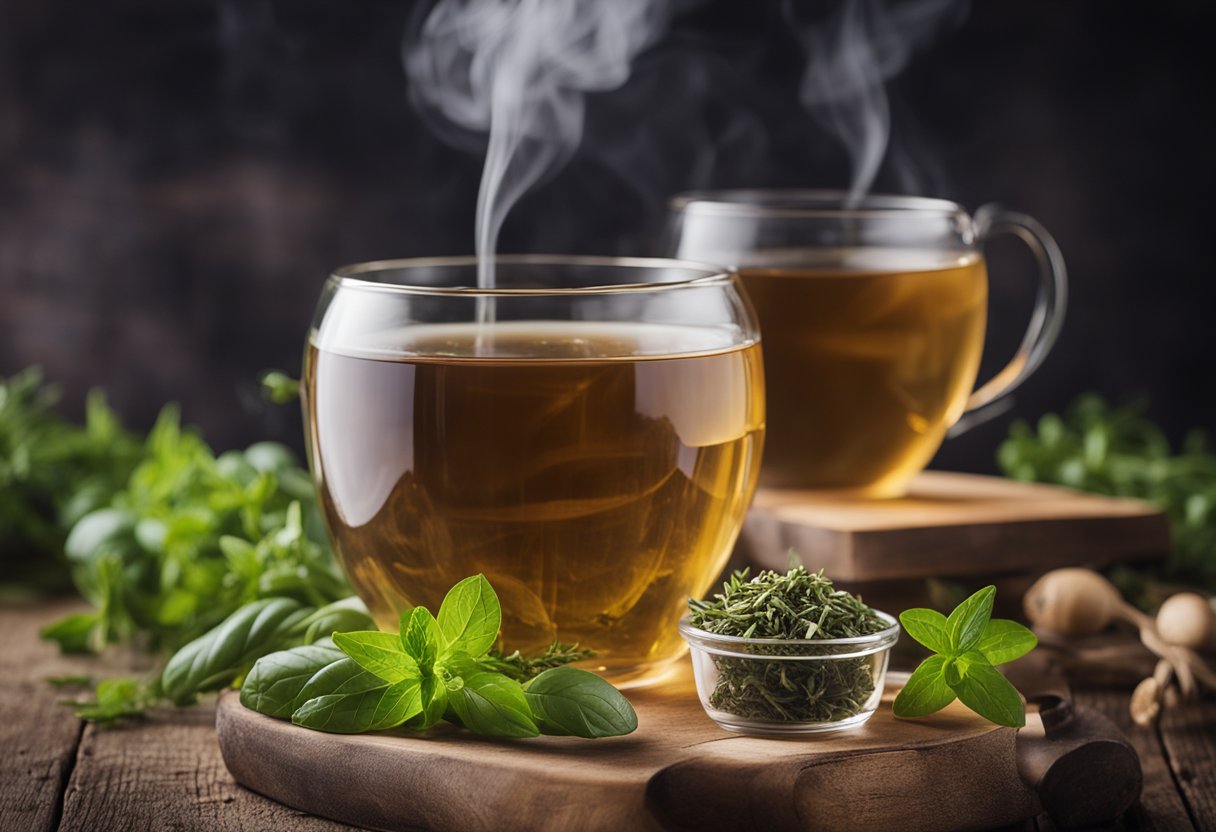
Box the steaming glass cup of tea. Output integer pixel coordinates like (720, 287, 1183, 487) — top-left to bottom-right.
(666, 190, 1066, 498)
(303, 256, 765, 686)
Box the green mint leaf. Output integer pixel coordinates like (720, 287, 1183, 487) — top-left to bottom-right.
(439, 651, 493, 682)
(893, 654, 957, 718)
(946, 585, 996, 653)
(946, 651, 1025, 728)
(437, 574, 501, 657)
(943, 655, 963, 687)
(40, 612, 102, 654)
(332, 631, 420, 683)
(898, 608, 952, 654)
(292, 677, 423, 734)
(402, 606, 441, 670)
(447, 672, 538, 738)
(161, 597, 308, 706)
(976, 618, 1038, 666)
(406, 674, 449, 730)
(523, 667, 637, 738)
(240, 642, 346, 718)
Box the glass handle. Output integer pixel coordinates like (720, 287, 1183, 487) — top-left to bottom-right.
(948, 204, 1068, 437)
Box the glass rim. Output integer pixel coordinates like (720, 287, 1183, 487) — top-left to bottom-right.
(678, 611, 900, 650)
(668, 189, 966, 221)
(330, 255, 735, 297)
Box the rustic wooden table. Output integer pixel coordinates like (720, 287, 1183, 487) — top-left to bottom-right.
(3, 599, 1213, 832)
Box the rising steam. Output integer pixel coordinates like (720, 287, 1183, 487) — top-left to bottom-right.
(406, 0, 670, 288)
(792, 0, 966, 206)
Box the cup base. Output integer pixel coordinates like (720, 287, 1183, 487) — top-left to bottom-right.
(757, 481, 909, 500)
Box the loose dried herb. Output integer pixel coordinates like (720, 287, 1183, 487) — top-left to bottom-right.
(688, 567, 888, 723)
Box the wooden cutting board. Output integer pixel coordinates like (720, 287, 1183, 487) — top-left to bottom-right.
(741, 471, 1170, 582)
(216, 666, 1039, 832)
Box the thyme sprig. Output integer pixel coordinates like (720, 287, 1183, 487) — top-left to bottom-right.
(485, 641, 596, 681)
(689, 567, 888, 724)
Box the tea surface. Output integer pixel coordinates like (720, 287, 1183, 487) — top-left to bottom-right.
(305, 321, 764, 684)
(739, 250, 986, 494)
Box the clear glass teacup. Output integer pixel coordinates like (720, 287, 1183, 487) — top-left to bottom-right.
(303, 256, 765, 686)
(667, 191, 1067, 497)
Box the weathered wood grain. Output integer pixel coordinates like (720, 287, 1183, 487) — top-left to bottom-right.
(0, 600, 361, 832)
(0, 599, 105, 832)
(1159, 699, 1216, 832)
(217, 671, 1038, 832)
(57, 704, 361, 832)
(1075, 688, 1195, 832)
(3, 600, 1213, 832)
(742, 472, 1170, 581)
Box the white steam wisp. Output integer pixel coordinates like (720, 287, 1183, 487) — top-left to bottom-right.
(794, 0, 965, 207)
(406, 0, 670, 289)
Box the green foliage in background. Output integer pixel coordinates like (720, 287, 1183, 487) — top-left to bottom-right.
(998, 394, 1216, 588)
(38, 404, 347, 655)
(1, 368, 142, 591)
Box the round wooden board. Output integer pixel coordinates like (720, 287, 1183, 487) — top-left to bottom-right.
(217, 665, 1039, 832)
(217, 666, 1038, 832)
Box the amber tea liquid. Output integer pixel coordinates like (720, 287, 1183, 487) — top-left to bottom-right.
(305, 321, 764, 685)
(740, 249, 987, 495)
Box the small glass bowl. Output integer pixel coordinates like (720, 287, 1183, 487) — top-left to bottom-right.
(678, 612, 901, 735)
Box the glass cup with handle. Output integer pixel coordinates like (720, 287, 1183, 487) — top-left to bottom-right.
(666, 190, 1066, 497)
(303, 255, 765, 686)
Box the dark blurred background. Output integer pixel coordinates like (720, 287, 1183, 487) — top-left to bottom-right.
(1, 0, 1212, 470)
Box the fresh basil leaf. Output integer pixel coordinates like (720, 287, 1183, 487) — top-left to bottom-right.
(946, 651, 1025, 728)
(447, 672, 538, 738)
(294, 597, 374, 644)
(523, 667, 637, 738)
(898, 608, 952, 654)
(295, 656, 385, 703)
(64, 508, 138, 563)
(292, 677, 423, 734)
(893, 654, 957, 718)
(332, 631, 419, 683)
(976, 618, 1038, 666)
(402, 606, 441, 669)
(240, 642, 346, 718)
(946, 585, 995, 653)
(436, 574, 501, 657)
(161, 597, 306, 705)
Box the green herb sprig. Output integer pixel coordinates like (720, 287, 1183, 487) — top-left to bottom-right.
(689, 567, 888, 723)
(241, 574, 637, 739)
(893, 586, 1037, 727)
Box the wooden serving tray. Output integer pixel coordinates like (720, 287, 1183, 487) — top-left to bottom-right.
(216, 667, 1038, 832)
(742, 471, 1170, 582)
